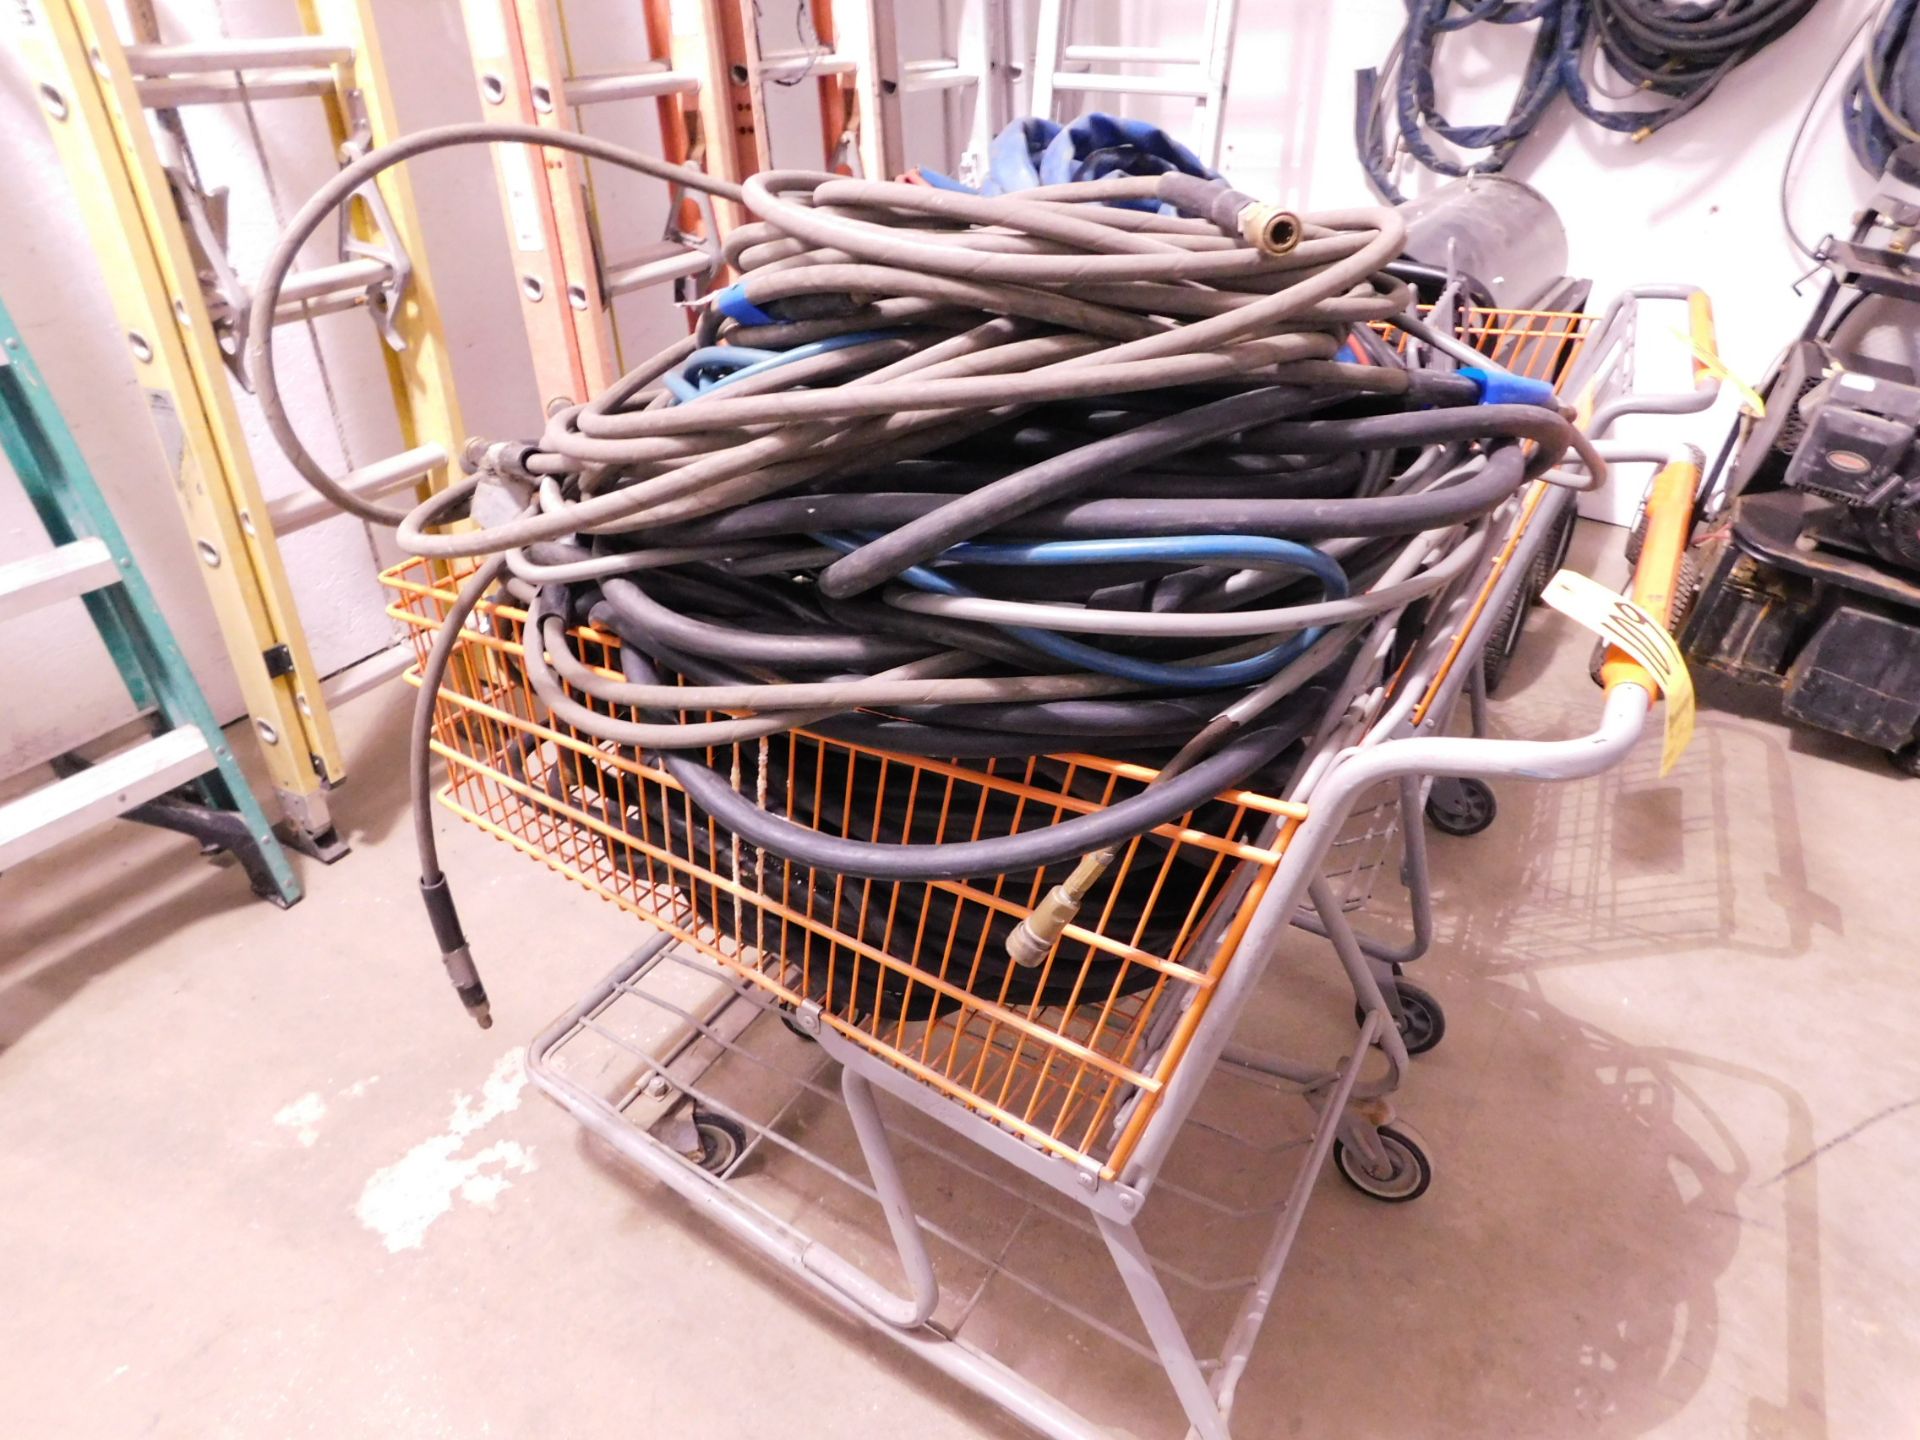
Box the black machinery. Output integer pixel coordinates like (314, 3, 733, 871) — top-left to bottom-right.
(1683, 145, 1920, 775)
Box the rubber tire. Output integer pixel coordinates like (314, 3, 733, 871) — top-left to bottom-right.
(779, 1012, 818, 1044)
(1548, 503, 1578, 575)
(1479, 582, 1528, 696)
(1425, 778, 1495, 837)
(1356, 979, 1447, 1056)
(690, 1109, 748, 1175)
(1333, 1124, 1433, 1203)
(1892, 740, 1920, 778)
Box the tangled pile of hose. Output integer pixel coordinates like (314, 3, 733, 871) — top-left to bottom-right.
(1845, 0, 1920, 174)
(247, 124, 1597, 1027)
(1359, 0, 1817, 201)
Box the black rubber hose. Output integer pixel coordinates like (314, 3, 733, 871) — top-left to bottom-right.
(640, 440, 1532, 548)
(622, 643, 1316, 880)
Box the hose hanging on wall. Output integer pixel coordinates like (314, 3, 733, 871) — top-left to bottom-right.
(1359, 0, 1818, 201)
(247, 125, 1597, 1027)
(1844, 0, 1920, 174)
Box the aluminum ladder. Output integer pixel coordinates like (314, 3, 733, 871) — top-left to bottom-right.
(0, 298, 300, 908)
(1030, 0, 1240, 169)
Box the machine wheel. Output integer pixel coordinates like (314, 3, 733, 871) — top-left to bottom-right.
(1425, 778, 1496, 836)
(1480, 583, 1528, 695)
(1892, 740, 1920, 778)
(1547, 503, 1578, 575)
(1334, 1124, 1433, 1203)
(690, 1108, 749, 1175)
(1356, 980, 1447, 1056)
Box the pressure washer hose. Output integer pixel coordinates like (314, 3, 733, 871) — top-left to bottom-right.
(246, 124, 1598, 1025)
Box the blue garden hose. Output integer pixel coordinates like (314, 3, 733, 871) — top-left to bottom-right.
(665, 330, 905, 403)
(815, 533, 1349, 690)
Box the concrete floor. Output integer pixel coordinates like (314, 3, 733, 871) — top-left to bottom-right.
(4, 527, 1918, 1439)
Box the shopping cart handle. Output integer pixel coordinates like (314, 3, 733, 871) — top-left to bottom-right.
(1600, 452, 1699, 698)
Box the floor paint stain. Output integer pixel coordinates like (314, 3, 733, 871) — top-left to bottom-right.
(353, 1049, 536, 1253)
(273, 1093, 327, 1147)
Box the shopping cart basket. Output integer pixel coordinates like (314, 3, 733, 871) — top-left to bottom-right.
(381, 293, 1714, 1440)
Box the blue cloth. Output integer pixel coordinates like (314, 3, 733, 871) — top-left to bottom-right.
(920, 113, 1218, 214)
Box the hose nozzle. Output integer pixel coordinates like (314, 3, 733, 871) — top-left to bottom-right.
(1237, 203, 1302, 256)
(1154, 175, 1302, 256)
(1006, 849, 1117, 968)
(422, 875, 493, 1028)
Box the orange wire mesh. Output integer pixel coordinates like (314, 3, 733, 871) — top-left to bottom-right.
(384, 562, 1304, 1178)
(381, 305, 1590, 1177)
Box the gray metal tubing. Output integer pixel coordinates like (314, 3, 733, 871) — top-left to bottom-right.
(1209, 1009, 1385, 1421)
(823, 1070, 942, 1328)
(1288, 774, 1435, 968)
(1122, 682, 1651, 1190)
(1307, 874, 1412, 1084)
(1096, 1217, 1230, 1440)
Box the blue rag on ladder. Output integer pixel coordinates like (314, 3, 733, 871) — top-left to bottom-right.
(918, 112, 1219, 214)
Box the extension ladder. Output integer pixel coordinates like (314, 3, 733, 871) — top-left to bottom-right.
(10, 0, 468, 858)
(458, 0, 754, 411)
(0, 297, 300, 908)
(1031, 0, 1240, 168)
(458, 0, 1021, 412)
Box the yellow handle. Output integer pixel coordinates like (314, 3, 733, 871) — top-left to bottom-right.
(1601, 457, 1697, 696)
(1688, 291, 1717, 389)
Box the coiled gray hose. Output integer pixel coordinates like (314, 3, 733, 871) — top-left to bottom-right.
(245, 123, 1592, 1023)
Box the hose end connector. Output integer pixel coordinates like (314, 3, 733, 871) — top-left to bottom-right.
(1006, 849, 1118, 969)
(455, 974, 493, 1030)
(422, 874, 493, 1028)
(1237, 203, 1302, 256)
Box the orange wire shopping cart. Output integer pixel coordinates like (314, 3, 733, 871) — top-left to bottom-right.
(382, 286, 1716, 1440)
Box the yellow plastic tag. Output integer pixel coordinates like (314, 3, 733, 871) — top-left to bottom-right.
(1540, 568, 1696, 776)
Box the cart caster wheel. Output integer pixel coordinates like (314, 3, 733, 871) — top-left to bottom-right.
(690, 1108, 748, 1175)
(1425, 779, 1495, 836)
(1891, 741, 1920, 778)
(1334, 1124, 1433, 1203)
(779, 1012, 817, 1043)
(1355, 980, 1446, 1056)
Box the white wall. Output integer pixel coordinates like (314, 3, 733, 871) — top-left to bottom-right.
(0, 0, 1884, 773)
(1107, 0, 1880, 521)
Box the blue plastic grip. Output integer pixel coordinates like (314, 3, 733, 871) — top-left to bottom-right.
(1458, 365, 1558, 409)
(714, 283, 777, 327)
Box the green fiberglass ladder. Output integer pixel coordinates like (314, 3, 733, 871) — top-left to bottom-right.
(0, 297, 300, 907)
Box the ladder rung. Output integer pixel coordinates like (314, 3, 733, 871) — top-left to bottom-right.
(603, 243, 714, 297)
(0, 727, 213, 870)
(564, 65, 700, 105)
(755, 50, 858, 83)
(1049, 71, 1211, 99)
(901, 59, 979, 93)
(266, 444, 449, 535)
(204, 258, 396, 326)
(0, 538, 118, 625)
(1061, 44, 1204, 67)
(136, 69, 337, 107)
(122, 37, 355, 75)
